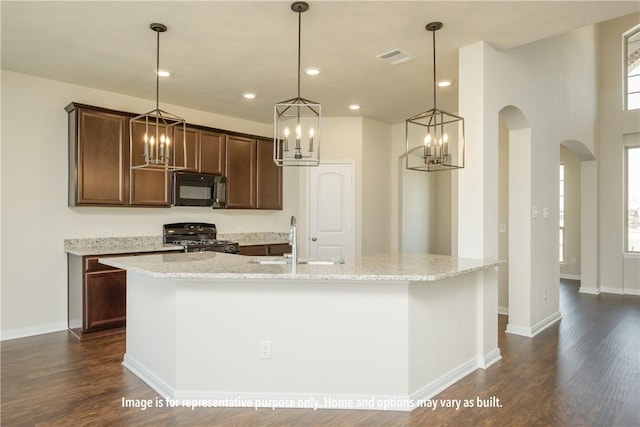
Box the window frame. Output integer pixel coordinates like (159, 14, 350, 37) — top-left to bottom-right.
(623, 23, 640, 111)
(625, 145, 640, 253)
(559, 163, 565, 263)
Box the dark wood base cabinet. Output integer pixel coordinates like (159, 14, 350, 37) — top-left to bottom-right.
(239, 243, 291, 256)
(68, 251, 175, 339)
(68, 254, 127, 338)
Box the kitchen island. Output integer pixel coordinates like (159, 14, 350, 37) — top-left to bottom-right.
(101, 252, 501, 412)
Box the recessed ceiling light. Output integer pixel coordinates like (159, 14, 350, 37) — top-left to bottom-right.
(305, 67, 320, 76)
(243, 92, 256, 99)
(437, 80, 452, 87)
(157, 69, 171, 77)
(349, 104, 361, 110)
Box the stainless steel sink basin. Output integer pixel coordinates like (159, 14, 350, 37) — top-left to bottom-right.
(299, 259, 344, 265)
(249, 257, 344, 265)
(253, 258, 289, 265)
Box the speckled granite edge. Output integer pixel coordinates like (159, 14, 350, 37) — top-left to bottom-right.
(218, 232, 289, 246)
(64, 236, 182, 256)
(64, 232, 290, 256)
(99, 252, 502, 282)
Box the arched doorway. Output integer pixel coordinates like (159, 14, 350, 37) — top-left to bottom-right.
(559, 140, 597, 294)
(398, 148, 453, 255)
(498, 105, 534, 336)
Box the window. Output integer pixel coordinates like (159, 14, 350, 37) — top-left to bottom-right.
(627, 146, 640, 252)
(625, 25, 640, 110)
(559, 164, 565, 262)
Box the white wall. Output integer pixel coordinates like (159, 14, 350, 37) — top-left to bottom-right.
(391, 122, 453, 255)
(458, 23, 601, 334)
(0, 71, 300, 338)
(362, 117, 391, 255)
(498, 119, 509, 313)
(597, 14, 640, 295)
(560, 145, 582, 279)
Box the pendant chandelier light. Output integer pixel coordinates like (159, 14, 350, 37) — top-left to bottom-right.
(274, 1, 321, 167)
(130, 23, 187, 172)
(405, 22, 465, 172)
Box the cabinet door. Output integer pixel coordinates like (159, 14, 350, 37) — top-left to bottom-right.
(268, 243, 292, 256)
(84, 270, 126, 331)
(200, 130, 226, 175)
(71, 107, 129, 206)
(239, 245, 269, 256)
(129, 121, 171, 206)
(225, 136, 256, 208)
(174, 127, 199, 172)
(256, 138, 283, 209)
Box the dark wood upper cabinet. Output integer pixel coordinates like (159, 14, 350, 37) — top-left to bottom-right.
(174, 127, 225, 175)
(174, 126, 199, 172)
(256, 138, 282, 209)
(67, 102, 281, 210)
(66, 104, 130, 206)
(200, 130, 226, 175)
(129, 121, 171, 206)
(225, 135, 257, 209)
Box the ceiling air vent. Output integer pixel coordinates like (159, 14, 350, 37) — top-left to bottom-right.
(376, 48, 415, 65)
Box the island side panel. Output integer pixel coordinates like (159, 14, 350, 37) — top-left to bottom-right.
(478, 268, 501, 367)
(407, 272, 482, 398)
(173, 280, 410, 398)
(123, 271, 177, 397)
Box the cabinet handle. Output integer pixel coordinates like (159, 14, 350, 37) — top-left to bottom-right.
(311, 237, 317, 241)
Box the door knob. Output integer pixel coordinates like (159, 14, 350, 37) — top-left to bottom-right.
(311, 237, 317, 241)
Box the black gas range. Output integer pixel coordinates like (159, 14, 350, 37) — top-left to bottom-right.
(163, 222, 240, 254)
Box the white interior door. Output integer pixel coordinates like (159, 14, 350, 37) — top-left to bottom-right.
(308, 163, 354, 259)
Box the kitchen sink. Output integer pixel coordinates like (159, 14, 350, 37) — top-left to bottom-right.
(300, 259, 344, 265)
(249, 257, 344, 265)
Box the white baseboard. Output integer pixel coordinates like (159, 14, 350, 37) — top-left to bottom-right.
(505, 311, 562, 338)
(409, 356, 479, 407)
(505, 323, 533, 337)
(123, 353, 483, 412)
(623, 288, 640, 296)
(601, 287, 624, 295)
(479, 348, 502, 369)
(498, 306, 509, 316)
(1, 322, 68, 341)
(560, 274, 581, 280)
(531, 311, 562, 336)
(579, 286, 600, 295)
(122, 354, 174, 400)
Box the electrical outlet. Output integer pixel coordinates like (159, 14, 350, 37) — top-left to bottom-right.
(259, 340, 272, 359)
(100, 229, 114, 237)
(543, 289, 547, 301)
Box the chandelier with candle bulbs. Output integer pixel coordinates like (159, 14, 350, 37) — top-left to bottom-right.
(405, 22, 464, 172)
(130, 23, 187, 172)
(274, 1, 321, 167)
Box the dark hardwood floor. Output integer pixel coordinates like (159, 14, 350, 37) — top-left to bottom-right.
(2, 280, 639, 426)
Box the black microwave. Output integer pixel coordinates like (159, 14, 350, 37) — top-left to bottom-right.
(172, 172, 226, 208)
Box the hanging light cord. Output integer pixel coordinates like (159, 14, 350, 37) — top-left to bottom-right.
(431, 27, 437, 109)
(296, 7, 302, 99)
(155, 29, 160, 111)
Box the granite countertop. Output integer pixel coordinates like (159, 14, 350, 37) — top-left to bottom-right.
(64, 233, 290, 256)
(64, 236, 184, 256)
(99, 252, 500, 282)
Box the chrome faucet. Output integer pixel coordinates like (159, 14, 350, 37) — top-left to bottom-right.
(289, 215, 298, 270)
